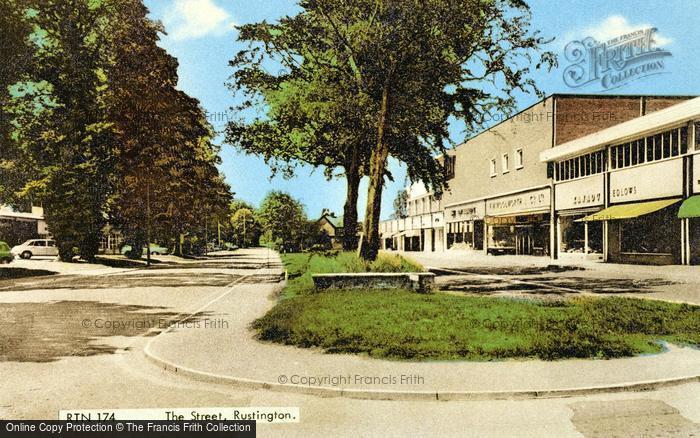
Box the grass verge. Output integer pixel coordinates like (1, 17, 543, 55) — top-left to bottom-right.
(256, 252, 700, 361)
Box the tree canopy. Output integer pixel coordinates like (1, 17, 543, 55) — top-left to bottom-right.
(226, 0, 556, 259)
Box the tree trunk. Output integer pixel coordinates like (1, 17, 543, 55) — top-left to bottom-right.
(342, 147, 362, 251)
(361, 84, 391, 261)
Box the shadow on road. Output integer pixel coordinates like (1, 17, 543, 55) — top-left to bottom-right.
(0, 300, 213, 362)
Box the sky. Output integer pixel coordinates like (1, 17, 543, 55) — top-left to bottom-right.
(144, 0, 700, 220)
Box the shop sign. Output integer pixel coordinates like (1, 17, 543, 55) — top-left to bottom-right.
(555, 175, 605, 211)
(610, 159, 682, 204)
(446, 201, 485, 222)
(486, 188, 551, 216)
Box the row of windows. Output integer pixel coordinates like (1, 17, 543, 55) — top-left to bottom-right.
(490, 149, 524, 177)
(556, 125, 696, 181)
(408, 196, 441, 216)
(556, 150, 606, 182)
(610, 126, 688, 170)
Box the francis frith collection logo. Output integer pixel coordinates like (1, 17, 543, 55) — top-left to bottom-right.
(563, 27, 672, 91)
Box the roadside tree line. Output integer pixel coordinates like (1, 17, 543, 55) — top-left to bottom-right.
(228, 192, 333, 253)
(0, 0, 231, 261)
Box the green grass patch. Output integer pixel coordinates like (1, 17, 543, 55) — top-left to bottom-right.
(254, 291, 700, 361)
(260, 252, 700, 361)
(280, 252, 423, 298)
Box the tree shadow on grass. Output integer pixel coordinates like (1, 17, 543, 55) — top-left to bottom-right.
(0, 300, 213, 362)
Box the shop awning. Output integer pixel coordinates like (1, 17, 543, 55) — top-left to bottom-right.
(679, 196, 700, 219)
(578, 199, 681, 222)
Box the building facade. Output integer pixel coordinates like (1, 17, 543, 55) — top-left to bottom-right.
(380, 94, 696, 265)
(542, 97, 700, 265)
(0, 205, 49, 246)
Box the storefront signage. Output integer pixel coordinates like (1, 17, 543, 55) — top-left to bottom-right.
(486, 188, 551, 216)
(555, 175, 605, 211)
(610, 159, 683, 204)
(446, 201, 485, 222)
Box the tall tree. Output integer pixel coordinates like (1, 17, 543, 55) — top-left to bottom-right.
(230, 0, 555, 260)
(227, 43, 371, 251)
(5, 0, 118, 261)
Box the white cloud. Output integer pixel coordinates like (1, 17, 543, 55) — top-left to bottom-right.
(163, 0, 235, 41)
(563, 15, 673, 47)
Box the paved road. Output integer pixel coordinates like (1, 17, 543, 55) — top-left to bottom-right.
(403, 250, 700, 305)
(1, 248, 698, 437)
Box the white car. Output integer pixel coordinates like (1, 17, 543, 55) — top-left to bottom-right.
(11, 239, 59, 259)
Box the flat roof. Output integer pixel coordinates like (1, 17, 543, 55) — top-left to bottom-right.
(540, 96, 700, 163)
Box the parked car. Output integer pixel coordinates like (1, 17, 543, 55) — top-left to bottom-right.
(10, 239, 59, 259)
(120, 243, 170, 256)
(0, 241, 13, 264)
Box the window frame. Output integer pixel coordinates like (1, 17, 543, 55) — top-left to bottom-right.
(502, 153, 510, 174)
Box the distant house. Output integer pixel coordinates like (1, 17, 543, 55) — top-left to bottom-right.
(0, 205, 49, 246)
(316, 209, 363, 249)
(317, 209, 345, 243)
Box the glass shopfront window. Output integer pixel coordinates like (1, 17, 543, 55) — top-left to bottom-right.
(560, 216, 603, 255)
(620, 208, 676, 254)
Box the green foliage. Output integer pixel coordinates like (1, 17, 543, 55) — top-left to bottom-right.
(230, 0, 557, 259)
(230, 207, 259, 247)
(254, 290, 700, 361)
(0, 0, 232, 261)
(256, 191, 310, 252)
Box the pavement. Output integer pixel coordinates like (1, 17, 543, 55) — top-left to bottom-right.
(144, 248, 700, 400)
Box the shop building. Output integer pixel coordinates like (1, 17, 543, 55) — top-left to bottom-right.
(541, 96, 700, 265)
(380, 94, 695, 258)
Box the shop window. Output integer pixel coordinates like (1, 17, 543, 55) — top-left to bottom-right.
(671, 129, 680, 156)
(646, 136, 654, 162)
(623, 142, 631, 167)
(560, 217, 603, 254)
(515, 149, 524, 169)
(617, 145, 625, 168)
(620, 209, 676, 254)
(636, 139, 646, 164)
(680, 126, 688, 154)
(490, 158, 497, 177)
(662, 132, 671, 158)
(653, 134, 662, 160)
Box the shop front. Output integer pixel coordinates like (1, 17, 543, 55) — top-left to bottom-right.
(581, 158, 685, 265)
(484, 188, 551, 256)
(679, 154, 700, 264)
(445, 201, 485, 251)
(554, 174, 606, 261)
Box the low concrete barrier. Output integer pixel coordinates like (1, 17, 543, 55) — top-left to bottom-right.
(312, 272, 435, 293)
